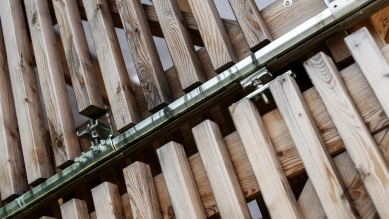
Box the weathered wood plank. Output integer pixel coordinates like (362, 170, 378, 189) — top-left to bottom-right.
(304, 52, 389, 218)
(192, 120, 251, 219)
(91, 182, 125, 219)
(152, 0, 206, 91)
(229, 99, 303, 219)
(371, 6, 389, 39)
(269, 73, 358, 218)
(187, 0, 238, 72)
(0, 0, 54, 185)
(157, 142, 206, 219)
(349, 19, 386, 48)
(60, 199, 90, 219)
(24, 0, 81, 168)
(325, 31, 352, 67)
(345, 28, 389, 125)
(116, 0, 173, 112)
(83, 0, 141, 132)
(122, 162, 162, 219)
(0, 24, 28, 202)
(121, 194, 134, 219)
(228, 0, 272, 51)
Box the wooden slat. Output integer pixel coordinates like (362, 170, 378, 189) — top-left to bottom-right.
(24, 0, 81, 168)
(152, 0, 206, 92)
(192, 120, 251, 219)
(0, 24, 28, 202)
(304, 52, 389, 218)
(157, 142, 206, 219)
(228, 0, 272, 51)
(116, 0, 173, 112)
(229, 99, 303, 219)
(91, 182, 125, 219)
(53, 0, 105, 117)
(349, 19, 387, 48)
(60, 199, 90, 219)
(269, 73, 358, 218)
(345, 28, 389, 123)
(83, 0, 141, 132)
(122, 162, 162, 219)
(0, 0, 54, 185)
(121, 194, 133, 219)
(325, 31, 352, 67)
(90, 212, 96, 219)
(39, 217, 56, 219)
(187, 0, 238, 72)
(371, 6, 389, 40)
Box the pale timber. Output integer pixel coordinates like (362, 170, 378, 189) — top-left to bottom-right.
(325, 32, 351, 66)
(52, 0, 105, 117)
(91, 182, 125, 219)
(345, 27, 389, 126)
(0, 0, 54, 185)
(83, 0, 141, 132)
(121, 194, 134, 219)
(116, 0, 173, 112)
(24, 0, 81, 168)
(192, 120, 251, 219)
(122, 162, 162, 219)
(371, 6, 389, 39)
(152, 0, 206, 91)
(269, 73, 358, 218)
(0, 25, 28, 202)
(304, 52, 389, 218)
(229, 99, 303, 219)
(157, 142, 207, 219)
(60, 199, 90, 219)
(187, 0, 238, 72)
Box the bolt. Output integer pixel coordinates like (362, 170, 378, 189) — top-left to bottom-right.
(283, 0, 292, 7)
(384, 18, 388, 28)
(261, 92, 270, 104)
(100, 139, 106, 146)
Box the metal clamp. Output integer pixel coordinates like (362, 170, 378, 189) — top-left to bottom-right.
(240, 68, 273, 103)
(77, 113, 114, 147)
(324, 0, 359, 20)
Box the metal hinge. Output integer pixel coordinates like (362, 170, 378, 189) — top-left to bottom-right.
(77, 113, 114, 149)
(324, 0, 360, 20)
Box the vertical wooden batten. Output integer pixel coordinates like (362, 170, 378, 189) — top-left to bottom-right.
(116, 0, 173, 112)
(83, 0, 141, 132)
(269, 73, 358, 218)
(0, 24, 28, 202)
(304, 52, 389, 218)
(187, 0, 238, 72)
(0, 0, 54, 185)
(152, 0, 206, 92)
(52, 0, 105, 118)
(91, 182, 125, 219)
(228, 0, 272, 52)
(24, 0, 81, 169)
(229, 99, 303, 219)
(60, 199, 90, 219)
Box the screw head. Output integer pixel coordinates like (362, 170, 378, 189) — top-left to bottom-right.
(283, 0, 292, 7)
(100, 139, 106, 146)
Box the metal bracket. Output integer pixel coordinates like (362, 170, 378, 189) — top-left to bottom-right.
(325, 0, 359, 20)
(77, 113, 114, 147)
(240, 68, 273, 103)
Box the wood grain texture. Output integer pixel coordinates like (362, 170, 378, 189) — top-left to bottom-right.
(228, 0, 272, 51)
(157, 142, 206, 219)
(269, 73, 358, 218)
(53, 0, 105, 117)
(122, 162, 162, 219)
(349, 19, 387, 49)
(83, 0, 141, 132)
(90, 212, 97, 219)
(0, 24, 28, 202)
(0, 0, 54, 185)
(24, 0, 81, 169)
(371, 6, 389, 39)
(192, 120, 251, 219)
(152, 0, 206, 91)
(92, 182, 125, 219)
(187, 0, 238, 72)
(60, 199, 90, 219)
(229, 99, 303, 219)
(304, 52, 389, 218)
(116, 0, 173, 112)
(325, 31, 352, 66)
(121, 194, 134, 219)
(345, 28, 389, 125)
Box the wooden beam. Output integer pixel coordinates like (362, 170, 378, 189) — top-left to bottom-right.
(157, 142, 206, 219)
(192, 120, 251, 219)
(325, 31, 352, 68)
(304, 52, 389, 218)
(371, 6, 389, 39)
(116, 0, 173, 112)
(229, 99, 303, 219)
(269, 73, 358, 218)
(0, 24, 28, 202)
(91, 182, 125, 219)
(349, 19, 386, 48)
(228, 0, 272, 51)
(0, 0, 54, 185)
(122, 162, 162, 219)
(24, 0, 81, 169)
(82, 0, 141, 132)
(120, 194, 133, 219)
(52, 0, 105, 118)
(187, 0, 238, 72)
(60, 199, 90, 219)
(153, 0, 206, 92)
